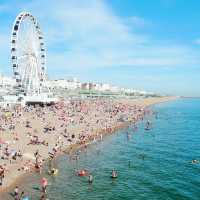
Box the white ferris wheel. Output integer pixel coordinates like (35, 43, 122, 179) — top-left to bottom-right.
(11, 11, 48, 96)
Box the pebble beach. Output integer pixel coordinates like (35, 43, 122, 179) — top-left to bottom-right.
(0, 96, 176, 198)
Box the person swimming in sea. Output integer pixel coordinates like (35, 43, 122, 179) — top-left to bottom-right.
(111, 169, 117, 178)
(138, 153, 145, 160)
(41, 177, 48, 194)
(49, 168, 58, 175)
(191, 159, 200, 164)
(126, 132, 131, 141)
(96, 149, 101, 155)
(128, 160, 132, 168)
(20, 191, 30, 200)
(76, 169, 89, 176)
(88, 174, 93, 184)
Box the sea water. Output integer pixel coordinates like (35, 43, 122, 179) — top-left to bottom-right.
(5, 98, 200, 200)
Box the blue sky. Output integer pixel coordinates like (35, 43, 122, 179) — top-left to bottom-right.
(0, 0, 200, 96)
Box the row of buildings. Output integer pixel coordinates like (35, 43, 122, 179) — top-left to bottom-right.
(0, 74, 157, 97)
(46, 78, 155, 96)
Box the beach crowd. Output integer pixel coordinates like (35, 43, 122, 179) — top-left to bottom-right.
(0, 98, 148, 198)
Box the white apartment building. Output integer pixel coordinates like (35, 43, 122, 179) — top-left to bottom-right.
(0, 74, 16, 88)
(46, 78, 81, 90)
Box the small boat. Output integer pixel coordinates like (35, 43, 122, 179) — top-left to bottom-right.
(77, 169, 88, 176)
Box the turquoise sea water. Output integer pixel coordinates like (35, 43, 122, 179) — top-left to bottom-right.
(5, 98, 200, 200)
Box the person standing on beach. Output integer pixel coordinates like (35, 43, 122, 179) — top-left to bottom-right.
(14, 186, 19, 200)
(0, 165, 5, 186)
(34, 149, 41, 163)
(34, 150, 42, 173)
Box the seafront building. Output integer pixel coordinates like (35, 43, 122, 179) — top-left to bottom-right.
(0, 74, 159, 103)
(46, 77, 81, 90)
(0, 74, 15, 89)
(0, 11, 159, 107)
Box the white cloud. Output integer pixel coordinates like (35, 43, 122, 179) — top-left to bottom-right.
(0, 0, 200, 77)
(194, 38, 200, 45)
(127, 16, 151, 28)
(0, 4, 9, 12)
(160, 0, 175, 8)
(0, 32, 10, 46)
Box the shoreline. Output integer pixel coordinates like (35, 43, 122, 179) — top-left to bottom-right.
(0, 96, 177, 197)
(0, 122, 131, 194)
